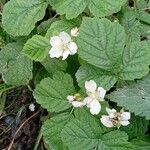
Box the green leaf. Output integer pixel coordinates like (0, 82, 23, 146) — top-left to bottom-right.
(76, 64, 117, 90)
(0, 43, 33, 86)
(42, 113, 73, 150)
(77, 17, 126, 70)
(61, 118, 132, 150)
(136, 0, 149, 9)
(88, 0, 127, 18)
(33, 65, 50, 85)
(49, 0, 126, 19)
(33, 71, 75, 112)
(77, 17, 150, 80)
(22, 35, 50, 62)
(74, 108, 110, 133)
(131, 136, 150, 150)
(119, 41, 150, 80)
(49, 0, 87, 19)
(121, 115, 149, 139)
(41, 57, 67, 75)
(137, 10, 150, 25)
(37, 18, 58, 36)
(2, 0, 47, 36)
(46, 19, 80, 38)
(108, 75, 150, 119)
(120, 8, 141, 43)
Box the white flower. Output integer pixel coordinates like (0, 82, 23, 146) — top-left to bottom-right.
(49, 31, 78, 60)
(100, 107, 131, 128)
(71, 27, 79, 37)
(84, 80, 106, 115)
(67, 94, 86, 108)
(29, 104, 35, 112)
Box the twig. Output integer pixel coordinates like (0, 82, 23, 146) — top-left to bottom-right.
(7, 110, 41, 150)
(33, 131, 42, 150)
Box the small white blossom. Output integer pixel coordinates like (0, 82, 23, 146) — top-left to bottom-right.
(29, 104, 35, 112)
(84, 80, 106, 115)
(100, 107, 131, 128)
(71, 27, 79, 37)
(67, 94, 86, 108)
(49, 31, 78, 60)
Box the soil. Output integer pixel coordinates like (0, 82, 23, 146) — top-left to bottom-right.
(0, 87, 46, 150)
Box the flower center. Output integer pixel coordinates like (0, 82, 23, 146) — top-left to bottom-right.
(110, 112, 122, 127)
(74, 93, 83, 101)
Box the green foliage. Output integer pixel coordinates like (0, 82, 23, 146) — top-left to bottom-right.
(76, 64, 117, 90)
(61, 109, 133, 150)
(22, 35, 50, 62)
(46, 19, 80, 38)
(131, 136, 150, 150)
(42, 113, 73, 150)
(77, 17, 126, 71)
(49, 0, 127, 19)
(121, 115, 149, 139)
(1, 0, 150, 149)
(0, 43, 33, 86)
(2, 0, 47, 36)
(33, 71, 75, 112)
(41, 57, 67, 75)
(77, 17, 150, 80)
(108, 75, 150, 119)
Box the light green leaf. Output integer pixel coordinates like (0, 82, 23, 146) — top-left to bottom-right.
(119, 41, 150, 80)
(0, 43, 33, 86)
(131, 136, 150, 150)
(61, 118, 132, 150)
(42, 113, 73, 150)
(41, 57, 67, 75)
(22, 35, 50, 62)
(77, 17, 126, 70)
(33, 71, 75, 112)
(108, 75, 150, 119)
(121, 115, 149, 139)
(2, 0, 47, 36)
(76, 64, 117, 90)
(46, 19, 80, 38)
(49, 0, 126, 19)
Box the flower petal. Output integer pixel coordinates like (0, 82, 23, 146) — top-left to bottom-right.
(83, 97, 93, 108)
(59, 31, 71, 43)
(50, 36, 62, 47)
(67, 95, 74, 103)
(62, 50, 70, 60)
(106, 107, 116, 115)
(97, 87, 106, 99)
(100, 115, 114, 128)
(89, 100, 101, 115)
(121, 112, 131, 121)
(85, 80, 97, 93)
(68, 42, 78, 54)
(49, 47, 62, 58)
(120, 120, 130, 126)
(72, 101, 85, 108)
(71, 27, 79, 37)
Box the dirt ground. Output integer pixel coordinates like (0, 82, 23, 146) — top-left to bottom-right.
(0, 87, 47, 150)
